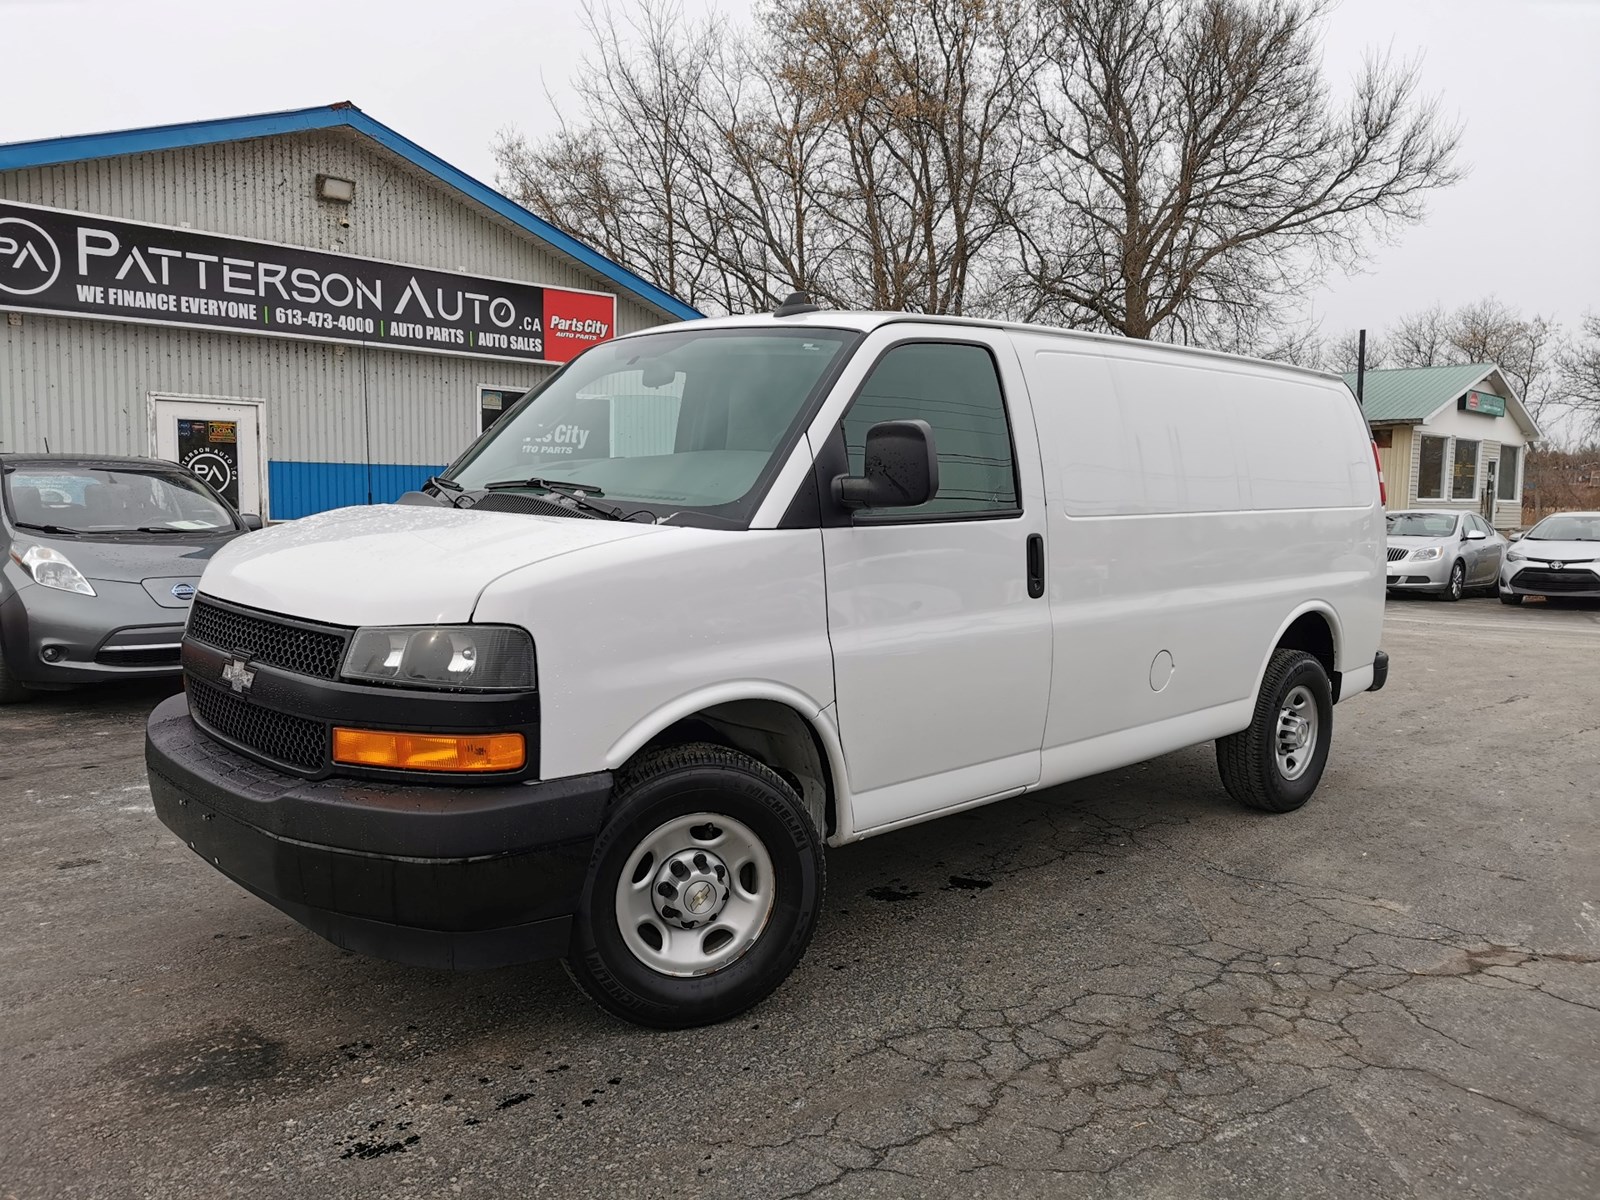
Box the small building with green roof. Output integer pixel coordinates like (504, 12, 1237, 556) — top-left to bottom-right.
(1343, 363, 1541, 530)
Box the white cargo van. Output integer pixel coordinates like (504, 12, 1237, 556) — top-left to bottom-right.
(147, 305, 1388, 1028)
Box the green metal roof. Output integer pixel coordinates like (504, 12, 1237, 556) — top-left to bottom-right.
(1341, 363, 1496, 422)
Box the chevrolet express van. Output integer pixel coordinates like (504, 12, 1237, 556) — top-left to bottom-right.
(147, 306, 1389, 1028)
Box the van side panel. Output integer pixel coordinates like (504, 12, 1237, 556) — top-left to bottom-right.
(1019, 337, 1382, 784)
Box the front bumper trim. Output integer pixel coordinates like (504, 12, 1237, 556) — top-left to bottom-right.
(146, 693, 611, 969)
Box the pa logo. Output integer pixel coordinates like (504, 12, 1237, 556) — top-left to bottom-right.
(0, 216, 62, 297)
(185, 449, 234, 492)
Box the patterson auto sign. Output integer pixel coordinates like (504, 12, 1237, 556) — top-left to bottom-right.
(0, 200, 615, 365)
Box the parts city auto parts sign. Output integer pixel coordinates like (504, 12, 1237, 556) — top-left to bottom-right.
(0, 200, 615, 365)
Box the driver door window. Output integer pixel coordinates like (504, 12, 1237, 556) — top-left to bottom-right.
(840, 342, 1019, 518)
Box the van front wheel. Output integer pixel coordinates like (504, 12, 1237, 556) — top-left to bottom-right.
(566, 742, 825, 1029)
(1216, 649, 1333, 813)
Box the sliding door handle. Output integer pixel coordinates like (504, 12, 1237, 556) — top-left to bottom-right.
(1026, 533, 1045, 599)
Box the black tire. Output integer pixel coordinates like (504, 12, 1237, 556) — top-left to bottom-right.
(0, 636, 29, 705)
(566, 742, 825, 1029)
(1499, 590, 1524, 606)
(1441, 560, 1465, 601)
(1216, 649, 1333, 814)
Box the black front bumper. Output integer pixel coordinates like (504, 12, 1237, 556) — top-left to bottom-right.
(146, 693, 611, 969)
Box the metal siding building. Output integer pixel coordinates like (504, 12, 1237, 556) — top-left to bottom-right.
(0, 105, 697, 519)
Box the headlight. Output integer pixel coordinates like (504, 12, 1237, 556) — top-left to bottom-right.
(341, 625, 535, 690)
(1409, 546, 1443, 561)
(1507, 550, 1524, 562)
(10, 545, 95, 595)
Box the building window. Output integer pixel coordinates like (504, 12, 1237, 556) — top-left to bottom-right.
(1372, 427, 1392, 448)
(1498, 445, 1520, 500)
(1452, 438, 1480, 500)
(1417, 435, 1447, 500)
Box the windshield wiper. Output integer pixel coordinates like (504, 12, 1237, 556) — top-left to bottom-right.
(132, 526, 222, 534)
(483, 477, 606, 497)
(474, 477, 638, 522)
(13, 521, 86, 535)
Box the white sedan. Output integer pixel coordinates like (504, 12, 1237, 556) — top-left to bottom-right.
(1500, 511, 1600, 604)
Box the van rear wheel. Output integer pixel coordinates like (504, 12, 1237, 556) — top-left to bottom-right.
(566, 742, 825, 1029)
(1216, 649, 1333, 813)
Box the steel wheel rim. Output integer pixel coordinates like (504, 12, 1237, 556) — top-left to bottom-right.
(615, 812, 775, 978)
(1274, 685, 1319, 781)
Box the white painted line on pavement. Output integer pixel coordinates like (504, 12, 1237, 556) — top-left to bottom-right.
(1383, 614, 1600, 639)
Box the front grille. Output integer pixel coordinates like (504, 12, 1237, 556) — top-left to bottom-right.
(1512, 568, 1600, 594)
(186, 676, 326, 772)
(1386, 546, 1410, 563)
(188, 598, 348, 679)
(472, 493, 596, 519)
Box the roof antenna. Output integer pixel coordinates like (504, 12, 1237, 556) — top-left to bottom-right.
(774, 290, 820, 317)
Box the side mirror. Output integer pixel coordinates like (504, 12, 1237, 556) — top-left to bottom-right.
(1509, 530, 1524, 542)
(834, 420, 939, 510)
(240, 513, 264, 531)
(1464, 528, 1487, 541)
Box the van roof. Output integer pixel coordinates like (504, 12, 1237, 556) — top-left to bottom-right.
(627, 310, 1345, 385)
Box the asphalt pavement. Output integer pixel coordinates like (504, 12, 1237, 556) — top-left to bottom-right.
(2, 596, 1597, 1199)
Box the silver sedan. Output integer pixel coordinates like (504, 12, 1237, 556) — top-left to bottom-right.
(1385, 509, 1507, 601)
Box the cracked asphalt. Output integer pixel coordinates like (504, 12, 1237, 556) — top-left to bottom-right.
(2, 596, 1597, 1199)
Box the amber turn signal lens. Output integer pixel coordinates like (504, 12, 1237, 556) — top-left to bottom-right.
(332, 728, 525, 772)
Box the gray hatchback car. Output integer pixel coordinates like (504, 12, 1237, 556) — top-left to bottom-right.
(1, 455, 257, 703)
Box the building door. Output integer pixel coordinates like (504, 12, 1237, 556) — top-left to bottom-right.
(1481, 459, 1498, 524)
(152, 398, 264, 518)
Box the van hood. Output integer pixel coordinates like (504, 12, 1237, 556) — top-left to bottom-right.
(198, 504, 664, 625)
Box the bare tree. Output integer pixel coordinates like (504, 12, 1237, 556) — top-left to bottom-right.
(495, 2, 729, 308)
(1010, 0, 1462, 341)
(1386, 303, 1452, 367)
(498, 0, 1044, 316)
(1326, 328, 1387, 375)
(1449, 297, 1559, 420)
(1371, 297, 1561, 424)
(499, 0, 1460, 334)
(767, 0, 1046, 313)
(1559, 313, 1600, 437)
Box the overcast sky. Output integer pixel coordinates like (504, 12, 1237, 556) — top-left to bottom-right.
(1, 0, 1594, 339)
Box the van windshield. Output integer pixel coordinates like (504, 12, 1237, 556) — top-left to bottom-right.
(447, 327, 858, 525)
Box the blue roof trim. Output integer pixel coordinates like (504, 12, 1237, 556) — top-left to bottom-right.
(0, 104, 702, 322)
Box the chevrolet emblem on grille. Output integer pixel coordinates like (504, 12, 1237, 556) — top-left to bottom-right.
(221, 658, 256, 695)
